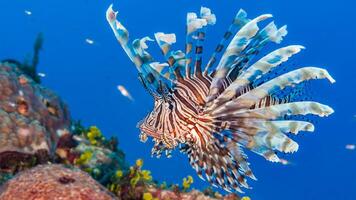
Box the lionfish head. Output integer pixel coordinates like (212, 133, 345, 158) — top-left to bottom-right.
(137, 94, 175, 146)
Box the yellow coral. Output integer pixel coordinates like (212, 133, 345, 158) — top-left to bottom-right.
(141, 170, 152, 181)
(136, 159, 143, 168)
(187, 175, 193, 183)
(87, 126, 103, 145)
(182, 175, 194, 190)
(115, 170, 123, 178)
(74, 150, 93, 165)
(130, 174, 140, 187)
(143, 192, 153, 200)
(241, 197, 251, 200)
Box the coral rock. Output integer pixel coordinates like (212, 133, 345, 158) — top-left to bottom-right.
(0, 164, 118, 200)
(0, 62, 71, 171)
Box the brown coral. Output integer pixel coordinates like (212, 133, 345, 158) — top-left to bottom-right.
(0, 164, 118, 200)
(0, 62, 71, 172)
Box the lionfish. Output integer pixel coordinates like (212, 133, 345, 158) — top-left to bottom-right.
(106, 5, 335, 193)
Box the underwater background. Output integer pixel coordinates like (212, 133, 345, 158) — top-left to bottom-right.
(0, 0, 355, 199)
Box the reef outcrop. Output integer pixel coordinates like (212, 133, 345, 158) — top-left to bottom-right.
(0, 164, 118, 200)
(0, 62, 71, 174)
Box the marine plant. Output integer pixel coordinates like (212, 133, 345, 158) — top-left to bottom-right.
(106, 4, 335, 193)
(2, 33, 44, 83)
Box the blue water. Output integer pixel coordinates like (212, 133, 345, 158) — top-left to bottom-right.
(0, 0, 355, 199)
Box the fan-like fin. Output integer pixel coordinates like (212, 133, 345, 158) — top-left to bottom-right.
(106, 5, 142, 68)
(250, 120, 314, 153)
(225, 119, 314, 135)
(206, 14, 273, 103)
(185, 9, 215, 77)
(193, 7, 216, 76)
(154, 32, 177, 56)
(213, 101, 334, 119)
(213, 67, 335, 114)
(227, 22, 287, 82)
(226, 119, 314, 162)
(149, 62, 171, 80)
(263, 120, 314, 134)
(204, 9, 250, 74)
(181, 141, 255, 193)
(106, 5, 171, 95)
(209, 22, 288, 104)
(254, 130, 298, 153)
(207, 45, 305, 111)
(153, 32, 188, 82)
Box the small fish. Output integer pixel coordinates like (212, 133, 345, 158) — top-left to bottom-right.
(37, 72, 46, 78)
(345, 144, 355, 150)
(24, 10, 32, 15)
(279, 159, 290, 165)
(85, 38, 94, 45)
(117, 85, 133, 101)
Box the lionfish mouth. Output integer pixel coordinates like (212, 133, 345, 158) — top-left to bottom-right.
(139, 125, 160, 140)
(136, 116, 160, 140)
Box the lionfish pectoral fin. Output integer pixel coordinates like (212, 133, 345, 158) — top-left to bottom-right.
(205, 45, 306, 111)
(206, 14, 273, 102)
(194, 101, 333, 191)
(205, 13, 290, 104)
(210, 67, 335, 115)
(210, 101, 333, 161)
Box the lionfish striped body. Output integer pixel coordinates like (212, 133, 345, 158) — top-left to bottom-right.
(106, 5, 335, 193)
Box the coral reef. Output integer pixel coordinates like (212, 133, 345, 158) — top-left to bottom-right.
(57, 123, 128, 186)
(0, 62, 71, 174)
(0, 164, 118, 200)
